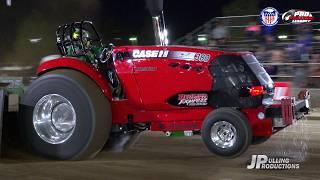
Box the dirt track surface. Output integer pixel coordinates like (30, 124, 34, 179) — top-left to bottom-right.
(0, 119, 319, 180)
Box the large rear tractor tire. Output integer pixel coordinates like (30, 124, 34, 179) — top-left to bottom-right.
(201, 108, 252, 158)
(20, 69, 111, 160)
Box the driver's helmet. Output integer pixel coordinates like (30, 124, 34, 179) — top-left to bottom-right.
(72, 28, 92, 50)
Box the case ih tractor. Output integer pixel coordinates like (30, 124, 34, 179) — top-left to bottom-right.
(0, 20, 303, 160)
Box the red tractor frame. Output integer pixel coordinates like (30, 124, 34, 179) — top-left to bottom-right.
(18, 21, 310, 160)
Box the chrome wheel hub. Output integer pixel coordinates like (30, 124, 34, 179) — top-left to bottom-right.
(211, 121, 237, 148)
(33, 94, 76, 144)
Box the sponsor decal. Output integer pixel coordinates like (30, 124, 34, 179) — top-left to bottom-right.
(168, 51, 196, 61)
(178, 93, 208, 106)
(247, 155, 300, 170)
(131, 50, 211, 62)
(132, 49, 169, 58)
(282, 9, 313, 24)
(260, 7, 280, 26)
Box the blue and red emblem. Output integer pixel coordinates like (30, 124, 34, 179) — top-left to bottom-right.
(260, 7, 279, 26)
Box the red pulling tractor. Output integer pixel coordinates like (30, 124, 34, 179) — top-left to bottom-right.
(0, 21, 310, 160)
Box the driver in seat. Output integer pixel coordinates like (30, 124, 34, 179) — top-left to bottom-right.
(57, 22, 122, 98)
(68, 28, 105, 64)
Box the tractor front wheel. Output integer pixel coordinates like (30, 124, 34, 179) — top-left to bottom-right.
(201, 108, 252, 158)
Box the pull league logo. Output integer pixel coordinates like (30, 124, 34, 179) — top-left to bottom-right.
(282, 10, 313, 24)
(260, 7, 280, 26)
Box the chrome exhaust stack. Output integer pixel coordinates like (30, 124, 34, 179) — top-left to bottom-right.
(145, 0, 168, 46)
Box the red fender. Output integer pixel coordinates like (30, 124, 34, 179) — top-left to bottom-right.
(37, 57, 112, 100)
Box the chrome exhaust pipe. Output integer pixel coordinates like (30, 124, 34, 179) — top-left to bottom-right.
(152, 11, 167, 46)
(145, 0, 168, 45)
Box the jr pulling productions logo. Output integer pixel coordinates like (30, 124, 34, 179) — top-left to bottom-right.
(260, 7, 280, 26)
(247, 155, 300, 170)
(282, 9, 313, 24)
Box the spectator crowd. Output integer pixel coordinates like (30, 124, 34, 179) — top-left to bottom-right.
(208, 20, 320, 88)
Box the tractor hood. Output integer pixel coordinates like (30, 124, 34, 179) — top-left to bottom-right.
(116, 45, 224, 63)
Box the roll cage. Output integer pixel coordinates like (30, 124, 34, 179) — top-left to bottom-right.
(56, 21, 103, 56)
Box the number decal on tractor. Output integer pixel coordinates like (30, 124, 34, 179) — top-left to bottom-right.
(194, 53, 211, 62)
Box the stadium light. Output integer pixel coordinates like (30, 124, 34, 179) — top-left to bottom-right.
(129, 36, 138, 45)
(197, 37, 207, 41)
(129, 37, 138, 41)
(278, 35, 288, 40)
(197, 34, 208, 42)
